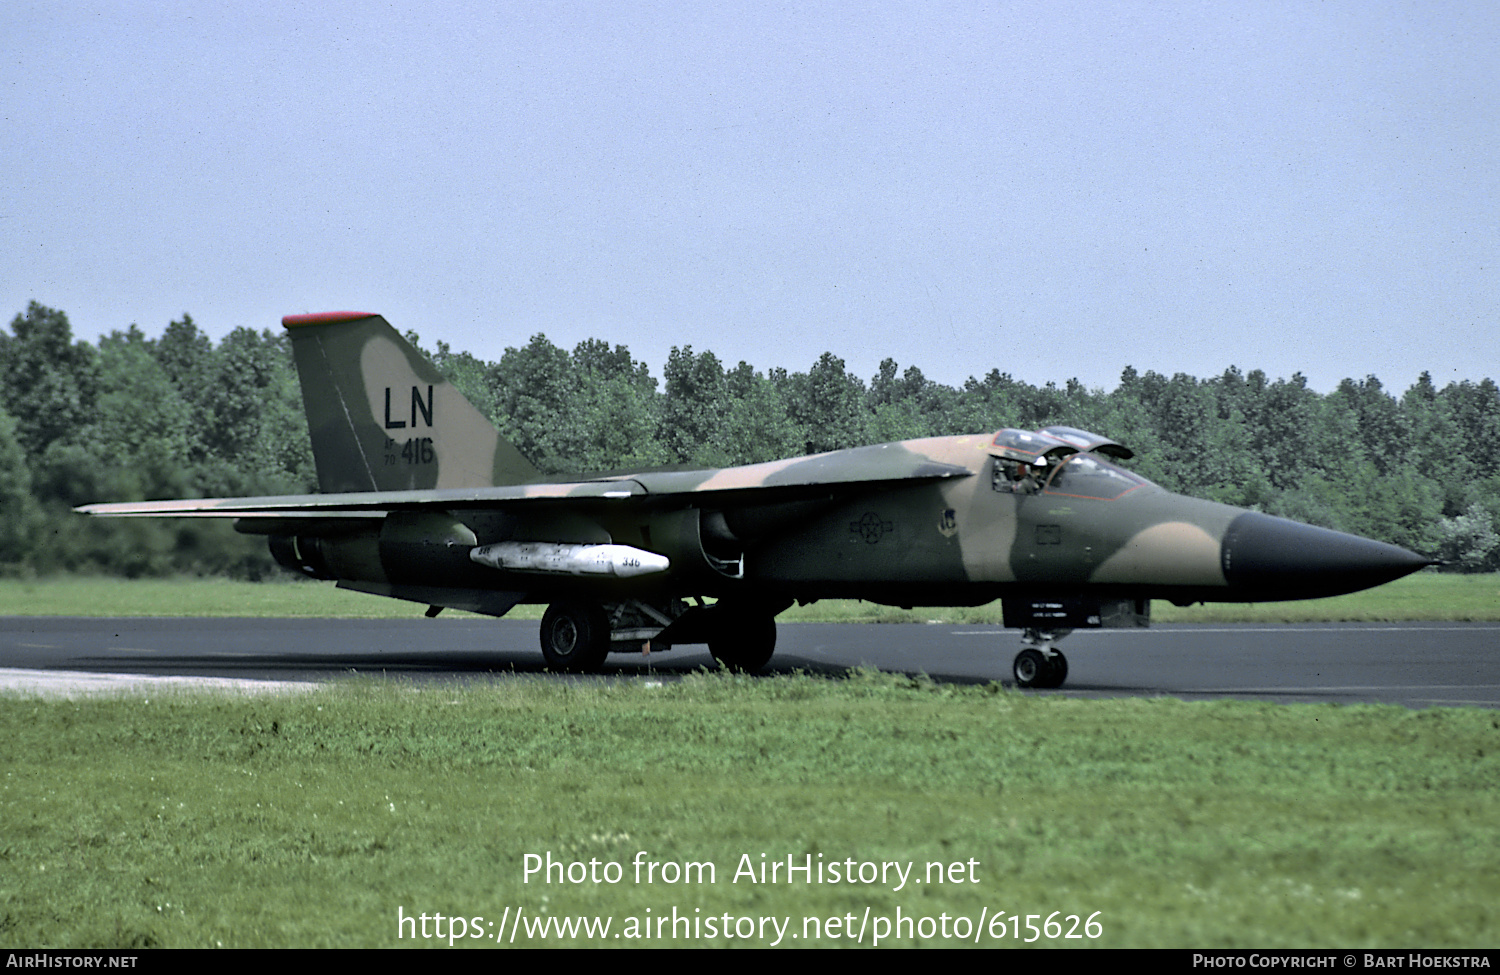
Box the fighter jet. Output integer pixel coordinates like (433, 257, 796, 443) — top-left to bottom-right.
(78, 312, 1432, 687)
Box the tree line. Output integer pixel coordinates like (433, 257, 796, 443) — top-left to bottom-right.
(2, 301, 1497, 578)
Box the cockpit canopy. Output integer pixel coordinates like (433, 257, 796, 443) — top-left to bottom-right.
(1038, 426, 1133, 460)
(988, 427, 1074, 465)
(988, 427, 1150, 500)
(989, 426, 1133, 463)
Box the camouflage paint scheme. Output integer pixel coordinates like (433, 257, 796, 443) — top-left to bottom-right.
(79, 313, 1431, 685)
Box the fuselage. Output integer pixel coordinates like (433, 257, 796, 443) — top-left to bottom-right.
(736, 433, 1429, 609)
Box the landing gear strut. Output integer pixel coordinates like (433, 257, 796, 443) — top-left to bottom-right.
(1012, 628, 1069, 689)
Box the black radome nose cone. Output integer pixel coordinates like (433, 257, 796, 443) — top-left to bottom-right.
(1222, 512, 1433, 600)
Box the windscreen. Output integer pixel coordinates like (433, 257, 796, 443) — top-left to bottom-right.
(1042, 452, 1153, 500)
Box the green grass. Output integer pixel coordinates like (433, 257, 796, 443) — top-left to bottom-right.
(1, 571, 1496, 622)
(1, 674, 1496, 948)
(4, 575, 1494, 947)
(0, 576, 470, 619)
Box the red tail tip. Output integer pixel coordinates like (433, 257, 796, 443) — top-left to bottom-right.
(282, 311, 375, 328)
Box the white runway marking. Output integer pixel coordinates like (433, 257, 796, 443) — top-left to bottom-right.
(0, 667, 317, 698)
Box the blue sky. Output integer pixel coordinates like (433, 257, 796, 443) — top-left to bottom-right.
(4, 1, 1495, 393)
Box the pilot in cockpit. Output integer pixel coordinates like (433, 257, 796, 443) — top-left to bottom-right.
(1011, 460, 1041, 494)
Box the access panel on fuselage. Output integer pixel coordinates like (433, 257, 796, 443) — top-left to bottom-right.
(747, 484, 970, 588)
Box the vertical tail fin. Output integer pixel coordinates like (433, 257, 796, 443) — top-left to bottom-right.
(283, 312, 538, 493)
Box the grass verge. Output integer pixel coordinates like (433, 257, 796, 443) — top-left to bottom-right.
(1, 571, 1496, 622)
(1, 673, 1497, 948)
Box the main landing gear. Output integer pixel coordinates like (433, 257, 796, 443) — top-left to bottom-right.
(538, 597, 781, 674)
(1012, 628, 1070, 689)
(706, 599, 778, 673)
(539, 601, 611, 672)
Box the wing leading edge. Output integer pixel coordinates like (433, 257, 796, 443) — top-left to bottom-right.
(77, 450, 973, 521)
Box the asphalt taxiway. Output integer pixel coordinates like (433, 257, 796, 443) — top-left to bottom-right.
(1, 617, 1497, 708)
